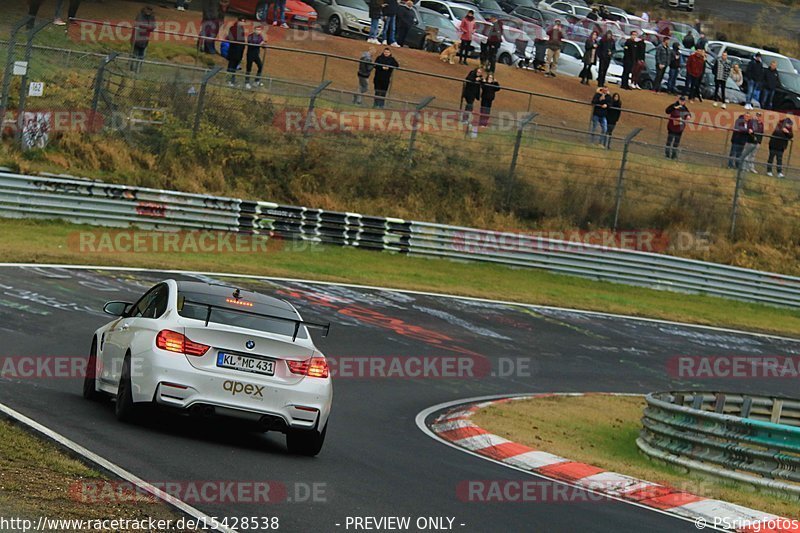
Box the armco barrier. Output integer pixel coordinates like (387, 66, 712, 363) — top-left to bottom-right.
(1, 171, 799, 308)
(638, 391, 800, 498)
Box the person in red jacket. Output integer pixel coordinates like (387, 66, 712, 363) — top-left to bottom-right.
(458, 10, 477, 65)
(665, 95, 691, 160)
(683, 49, 705, 102)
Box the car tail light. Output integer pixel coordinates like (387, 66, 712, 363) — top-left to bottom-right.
(156, 330, 210, 356)
(287, 357, 329, 378)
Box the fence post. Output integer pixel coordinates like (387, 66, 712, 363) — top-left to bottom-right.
(90, 52, 120, 115)
(321, 56, 329, 83)
(192, 66, 223, 138)
(729, 143, 757, 239)
(506, 112, 537, 209)
(301, 80, 332, 150)
(612, 127, 643, 231)
(786, 137, 794, 168)
(0, 16, 33, 124)
(14, 18, 52, 148)
(408, 96, 435, 160)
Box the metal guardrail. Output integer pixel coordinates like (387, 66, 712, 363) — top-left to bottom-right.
(1, 171, 800, 308)
(638, 391, 800, 497)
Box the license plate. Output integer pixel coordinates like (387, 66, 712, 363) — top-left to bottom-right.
(217, 352, 275, 376)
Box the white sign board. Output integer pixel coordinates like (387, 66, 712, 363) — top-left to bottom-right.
(13, 61, 28, 76)
(28, 82, 44, 97)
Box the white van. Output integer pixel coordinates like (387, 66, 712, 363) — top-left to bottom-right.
(705, 41, 798, 75)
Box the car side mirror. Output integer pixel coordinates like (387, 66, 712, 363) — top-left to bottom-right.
(103, 301, 133, 317)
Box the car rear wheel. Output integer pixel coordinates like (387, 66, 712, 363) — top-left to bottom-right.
(82, 338, 103, 401)
(115, 354, 140, 423)
(256, 2, 268, 22)
(499, 53, 513, 66)
(639, 78, 653, 90)
(286, 424, 327, 456)
(327, 15, 341, 36)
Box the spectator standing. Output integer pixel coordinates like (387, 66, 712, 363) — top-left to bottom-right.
(479, 74, 500, 127)
(458, 10, 477, 65)
(621, 31, 639, 89)
(728, 111, 752, 169)
(28, 0, 81, 27)
(605, 92, 622, 149)
(380, 0, 399, 46)
(696, 32, 707, 51)
(461, 67, 483, 123)
(730, 63, 744, 91)
(641, 12, 650, 23)
(131, 6, 156, 72)
(396, 0, 416, 47)
(653, 37, 670, 93)
(762, 60, 779, 110)
(712, 51, 731, 108)
(580, 31, 598, 85)
(667, 41, 681, 94)
(226, 15, 247, 86)
(682, 31, 695, 51)
(245, 25, 267, 89)
(273, 0, 289, 28)
(596, 30, 615, 87)
(200, 0, 229, 54)
(486, 17, 504, 72)
(354, 50, 375, 105)
(373, 48, 399, 108)
(367, 0, 383, 44)
(665, 96, 691, 159)
(767, 117, 794, 177)
(683, 48, 705, 101)
(743, 112, 764, 173)
(545, 20, 564, 77)
(590, 87, 610, 145)
(631, 34, 646, 89)
(744, 52, 764, 109)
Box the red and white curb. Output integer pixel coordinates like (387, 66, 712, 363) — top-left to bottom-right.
(416, 393, 800, 533)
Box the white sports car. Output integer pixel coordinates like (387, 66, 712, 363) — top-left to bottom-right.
(84, 279, 332, 456)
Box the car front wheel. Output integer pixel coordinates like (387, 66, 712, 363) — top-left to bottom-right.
(286, 424, 327, 456)
(327, 15, 341, 35)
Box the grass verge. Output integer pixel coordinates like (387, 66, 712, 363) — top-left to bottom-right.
(0, 417, 193, 528)
(471, 395, 798, 518)
(1, 218, 799, 336)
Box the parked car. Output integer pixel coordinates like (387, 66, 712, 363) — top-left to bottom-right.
(538, 0, 589, 10)
(309, 0, 376, 36)
(497, 0, 538, 14)
(557, 39, 623, 83)
(705, 41, 798, 75)
(464, 0, 507, 18)
(772, 71, 800, 111)
(418, 0, 488, 30)
(541, 0, 592, 18)
(404, 6, 460, 51)
(663, 0, 694, 12)
(228, 0, 318, 28)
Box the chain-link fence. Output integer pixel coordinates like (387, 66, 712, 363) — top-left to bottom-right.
(2, 17, 800, 245)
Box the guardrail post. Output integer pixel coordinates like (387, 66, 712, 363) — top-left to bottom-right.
(506, 112, 537, 209)
(301, 80, 332, 152)
(612, 127, 643, 231)
(786, 138, 794, 168)
(90, 52, 120, 116)
(408, 96, 434, 161)
(14, 18, 52, 148)
(0, 16, 34, 126)
(729, 143, 757, 239)
(192, 66, 223, 138)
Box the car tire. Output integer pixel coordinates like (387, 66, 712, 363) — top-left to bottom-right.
(499, 53, 513, 66)
(639, 78, 653, 90)
(256, 3, 268, 22)
(82, 338, 103, 401)
(327, 16, 341, 36)
(286, 424, 327, 456)
(115, 354, 140, 423)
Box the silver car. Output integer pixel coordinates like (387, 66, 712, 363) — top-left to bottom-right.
(311, 0, 379, 37)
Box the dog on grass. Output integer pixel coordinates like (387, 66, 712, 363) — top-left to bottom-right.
(439, 42, 459, 64)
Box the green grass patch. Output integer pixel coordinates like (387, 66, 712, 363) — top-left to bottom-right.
(2, 218, 800, 336)
(472, 396, 799, 518)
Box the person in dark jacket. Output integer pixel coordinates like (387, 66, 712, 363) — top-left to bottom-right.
(631, 34, 647, 89)
(27, 0, 81, 28)
(728, 111, 752, 169)
(479, 74, 500, 127)
(461, 67, 483, 124)
(596, 31, 615, 87)
(621, 31, 643, 89)
(696, 32, 707, 51)
(373, 48, 398, 108)
(745, 52, 764, 109)
(683, 48, 705, 101)
(245, 25, 267, 88)
(580, 31, 598, 85)
(486, 17, 504, 73)
(682, 31, 695, 50)
(712, 51, 731, 108)
(761, 60, 780, 110)
(605, 92, 622, 149)
(665, 96, 691, 159)
(653, 37, 670, 93)
(667, 42, 682, 94)
(131, 6, 156, 72)
(354, 50, 374, 105)
(225, 16, 247, 85)
(396, 0, 416, 47)
(380, 0, 399, 46)
(199, 0, 229, 54)
(743, 112, 764, 173)
(367, 0, 383, 43)
(590, 87, 610, 144)
(767, 117, 794, 177)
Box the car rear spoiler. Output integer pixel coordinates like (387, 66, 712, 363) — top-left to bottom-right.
(181, 299, 331, 341)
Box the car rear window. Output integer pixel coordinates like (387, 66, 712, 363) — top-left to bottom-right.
(177, 291, 308, 339)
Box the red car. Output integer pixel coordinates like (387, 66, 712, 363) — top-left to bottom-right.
(228, 0, 318, 28)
